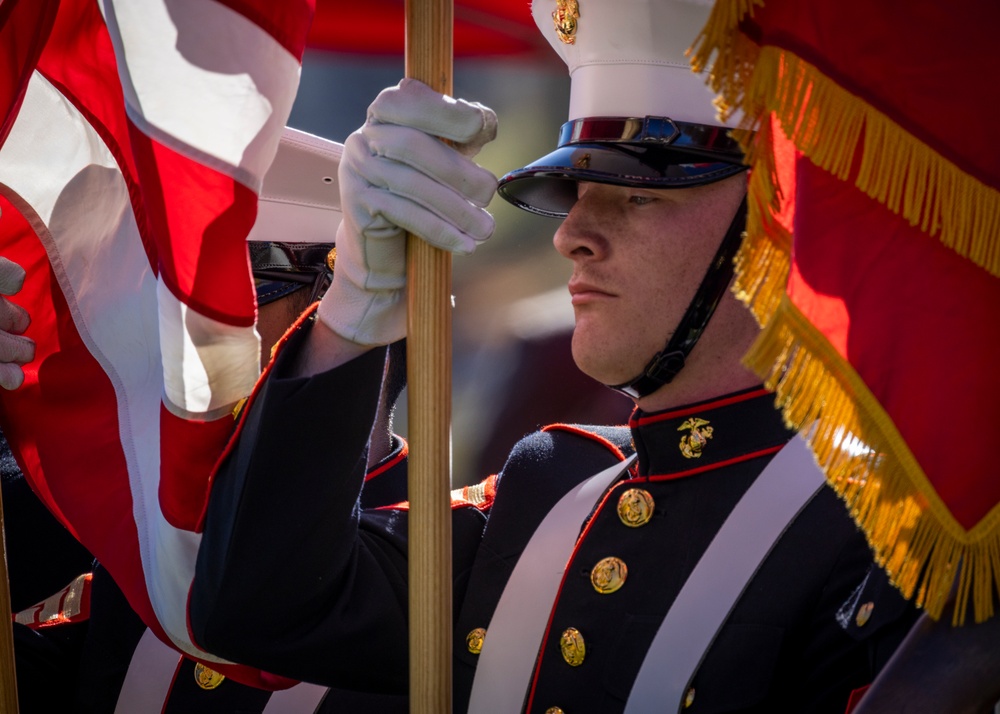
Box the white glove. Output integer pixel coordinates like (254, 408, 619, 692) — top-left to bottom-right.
(318, 78, 498, 346)
(0, 256, 34, 390)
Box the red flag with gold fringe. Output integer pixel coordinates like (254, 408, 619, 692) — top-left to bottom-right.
(691, 1, 1000, 624)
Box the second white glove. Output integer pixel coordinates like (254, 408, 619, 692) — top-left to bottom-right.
(318, 79, 499, 346)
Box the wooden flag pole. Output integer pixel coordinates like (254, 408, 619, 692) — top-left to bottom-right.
(0, 491, 20, 713)
(404, 0, 454, 712)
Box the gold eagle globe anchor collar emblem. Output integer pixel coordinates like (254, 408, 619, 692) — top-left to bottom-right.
(678, 417, 713, 459)
(552, 0, 580, 44)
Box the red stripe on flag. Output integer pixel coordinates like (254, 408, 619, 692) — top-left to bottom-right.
(127, 124, 258, 327)
(217, 0, 316, 61)
(159, 405, 237, 531)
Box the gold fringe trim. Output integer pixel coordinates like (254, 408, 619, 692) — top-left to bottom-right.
(746, 296, 1000, 624)
(692, 27, 1000, 278)
(689, 0, 763, 125)
(732, 141, 790, 327)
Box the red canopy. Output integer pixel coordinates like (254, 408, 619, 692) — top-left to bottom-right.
(308, 0, 547, 56)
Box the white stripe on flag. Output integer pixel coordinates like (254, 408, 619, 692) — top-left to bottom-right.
(158, 279, 260, 416)
(103, 0, 301, 186)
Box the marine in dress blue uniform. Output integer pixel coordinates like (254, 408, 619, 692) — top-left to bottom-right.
(191, 1, 919, 711)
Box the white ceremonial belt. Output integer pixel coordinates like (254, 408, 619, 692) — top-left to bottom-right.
(624, 434, 825, 713)
(262, 680, 329, 713)
(115, 629, 180, 714)
(115, 628, 330, 714)
(468, 454, 638, 713)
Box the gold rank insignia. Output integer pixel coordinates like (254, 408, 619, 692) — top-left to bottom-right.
(678, 417, 713, 459)
(194, 663, 225, 690)
(552, 0, 580, 44)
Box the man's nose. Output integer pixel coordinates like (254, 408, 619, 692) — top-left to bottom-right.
(553, 198, 602, 260)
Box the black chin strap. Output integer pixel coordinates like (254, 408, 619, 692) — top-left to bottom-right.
(608, 196, 748, 399)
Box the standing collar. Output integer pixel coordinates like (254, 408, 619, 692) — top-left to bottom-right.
(629, 387, 793, 478)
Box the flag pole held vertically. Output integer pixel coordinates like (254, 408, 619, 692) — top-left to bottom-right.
(405, 0, 454, 712)
(0, 492, 20, 713)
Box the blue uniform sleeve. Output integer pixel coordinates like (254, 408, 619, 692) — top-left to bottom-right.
(191, 319, 488, 693)
(190, 320, 414, 691)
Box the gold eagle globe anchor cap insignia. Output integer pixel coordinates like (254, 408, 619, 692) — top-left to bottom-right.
(678, 417, 713, 459)
(552, 0, 580, 44)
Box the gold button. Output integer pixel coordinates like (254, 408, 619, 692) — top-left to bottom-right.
(618, 488, 655, 527)
(560, 627, 586, 666)
(545, 708, 565, 714)
(466, 627, 486, 655)
(193, 662, 225, 690)
(856, 601, 874, 627)
(326, 246, 337, 272)
(590, 556, 628, 594)
(684, 687, 696, 708)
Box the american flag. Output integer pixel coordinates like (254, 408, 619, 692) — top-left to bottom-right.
(0, 0, 313, 688)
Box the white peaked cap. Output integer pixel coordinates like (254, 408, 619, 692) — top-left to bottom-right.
(247, 127, 344, 244)
(532, 0, 734, 127)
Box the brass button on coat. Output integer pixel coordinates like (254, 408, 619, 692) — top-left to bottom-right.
(194, 663, 225, 690)
(617, 488, 655, 527)
(590, 556, 628, 594)
(545, 708, 565, 714)
(856, 601, 874, 627)
(684, 687, 696, 708)
(466, 627, 486, 655)
(559, 627, 586, 666)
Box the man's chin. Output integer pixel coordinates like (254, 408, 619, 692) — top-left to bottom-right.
(570, 342, 639, 392)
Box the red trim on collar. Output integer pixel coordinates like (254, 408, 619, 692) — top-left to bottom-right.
(542, 423, 630, 462)
(629, 387, 773, 428)
(365, 437, 408, 482)
(641, 444, 785, 482)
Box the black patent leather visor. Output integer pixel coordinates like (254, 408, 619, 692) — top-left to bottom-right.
(250, 241, 335, 307)
(498, 117, 746, 218)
